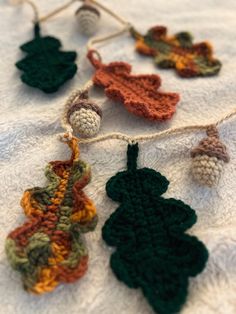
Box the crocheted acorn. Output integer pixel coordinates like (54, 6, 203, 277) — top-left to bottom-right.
(191, 125, 229, 187)
(75, 4, 100, 36)
(5, 138, 97, 294)
(103, 143, 208, 314)
(67, 90, 102, 137)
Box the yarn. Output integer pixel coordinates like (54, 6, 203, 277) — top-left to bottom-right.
(131, 25, 222, 78)
(69, 107, 101, 137)
(87, 50, 180, 121)
(102, 143, 208, 314)
(5, 138, 98, 294)
(191, 125, 229, 187)
(75, 4, 100, 36)
(66, 89, 102, 137)
(16, 23, 77, 93)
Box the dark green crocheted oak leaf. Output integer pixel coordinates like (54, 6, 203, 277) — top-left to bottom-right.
(16, 23, 77, 93)
(102, 144, 208, 314)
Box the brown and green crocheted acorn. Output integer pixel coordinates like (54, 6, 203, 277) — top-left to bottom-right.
(131, 25, 221, 78)
(191, 125, 229, 187)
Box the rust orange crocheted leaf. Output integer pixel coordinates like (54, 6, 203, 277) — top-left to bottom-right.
(5, 138, 97, 294)
(87, 50, 180, 121)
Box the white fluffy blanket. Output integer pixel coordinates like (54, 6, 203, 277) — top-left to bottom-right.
(0, 0, 236, 313)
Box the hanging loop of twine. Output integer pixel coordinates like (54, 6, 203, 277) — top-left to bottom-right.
(10, 0, 40, 22)
(37, 0, 131, 26)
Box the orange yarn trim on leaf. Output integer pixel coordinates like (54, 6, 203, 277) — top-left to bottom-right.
(87, 50, 180, 121)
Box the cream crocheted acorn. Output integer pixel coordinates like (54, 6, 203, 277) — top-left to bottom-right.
(75, 4, 100, 36)
(191, 125, 229, 187)
(67, 91, 102, 138)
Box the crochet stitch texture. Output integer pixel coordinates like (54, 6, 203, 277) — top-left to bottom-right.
(16, 23, 77, 93)
(131, 26, 221, 78)
(191, 125, 229, 186)
(67, 90, 102, 137)
(87, 50, 180, 121)
(102, 144, 208, 314)
(75, 4, 101, 36)
(5, 138, 97, 294)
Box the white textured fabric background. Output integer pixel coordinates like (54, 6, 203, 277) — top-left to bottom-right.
(0, 0, 236, 313)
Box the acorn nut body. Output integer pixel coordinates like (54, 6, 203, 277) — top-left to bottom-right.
(75, 4, 100, 36)
(69, 105, 101, 137)
(67, 90, 102, 138)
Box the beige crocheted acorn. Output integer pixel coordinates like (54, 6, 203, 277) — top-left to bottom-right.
(191, 125, 229, 187)
(75, 4, 100, 36)
(67, 91, 102, 137)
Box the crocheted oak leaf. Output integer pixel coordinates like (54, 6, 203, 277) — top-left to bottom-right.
(87, 50, 179, 121)
(5, 138, 97, 294)
(16, 23, 77, 93)
(131, 26, 221, 78)
(102, 144, 208, 314)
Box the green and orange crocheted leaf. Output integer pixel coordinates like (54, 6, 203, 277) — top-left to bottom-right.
(131, 26, 222, 78)
(87, 50, 179, 121)
(102, 144, 208, 314)
(5, 138, 97, 294)
(16, 23, 77, 93)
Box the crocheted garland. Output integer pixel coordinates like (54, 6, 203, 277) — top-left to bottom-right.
(87, 50, 180, 121)
(191, 125, 229, 186)
(102, 143, 208, 314)
(131, 26, 221, 78)
(16, 23, 77, 93)
(5, 138, 97, 294)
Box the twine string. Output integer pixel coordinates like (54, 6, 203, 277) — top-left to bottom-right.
(37, 0, 130, 26)
(11, 0, 133, 50)
(10, 0, 40, 22)
(39, 0, 77, 23)
(87, 24, 131, 50)
(89, 0, 130, 26)
(59, 108, 236, 144)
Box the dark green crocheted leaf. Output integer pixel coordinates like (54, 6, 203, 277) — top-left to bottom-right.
(103, 144, 209, 314)
(16, 23, 77, 93)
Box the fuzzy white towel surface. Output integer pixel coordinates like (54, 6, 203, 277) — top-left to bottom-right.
(0, 0, 236, 313)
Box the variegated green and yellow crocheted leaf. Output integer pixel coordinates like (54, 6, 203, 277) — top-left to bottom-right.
(131, 26, 221, 78)
(5, 138, 97, 294)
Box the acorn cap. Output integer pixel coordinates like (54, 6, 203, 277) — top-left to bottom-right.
(75, 4, 100, 17)
(191, 125, 229, 163)
(67, 100, 102, 121)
